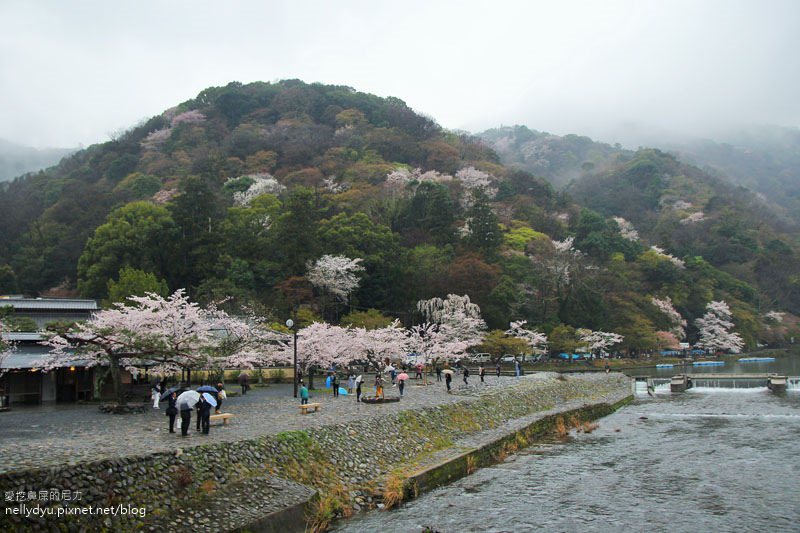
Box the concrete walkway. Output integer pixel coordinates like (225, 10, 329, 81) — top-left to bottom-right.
(0, 374, 535, 474)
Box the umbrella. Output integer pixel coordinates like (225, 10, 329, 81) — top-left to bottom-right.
(202, 392, 218, 407)
(397, 372, 409, 381)
(176, 390, 200, 409)
(355, 375, 363, 384)
(197, 385, 218, 394)
(160, 385, 184, 401)
(442, 369, 455, 375)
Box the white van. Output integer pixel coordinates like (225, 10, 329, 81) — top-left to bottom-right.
(470, 353, 492, 363)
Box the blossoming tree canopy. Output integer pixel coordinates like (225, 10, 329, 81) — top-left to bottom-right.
(505, 320, 548, 354)
(204, 304, 291, 369)
(576, 328, 624, 355)
(651, 296, 687, 339)
(412, 294, 487, 365)
(695, 300, 745, 354)
(306, 254, 365, 302)
(290, 322, 356, 376)
(351, 320, 409, 371)
(39, 290, 278, 404)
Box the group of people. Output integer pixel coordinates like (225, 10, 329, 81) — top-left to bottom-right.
(151, 381, 227, 437)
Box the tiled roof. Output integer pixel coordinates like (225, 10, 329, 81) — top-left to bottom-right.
(0, 298, 98, 311)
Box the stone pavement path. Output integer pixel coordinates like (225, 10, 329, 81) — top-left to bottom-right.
(0, 373, 547, 474)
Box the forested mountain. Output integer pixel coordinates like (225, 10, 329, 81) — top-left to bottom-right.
(664, 125, 800, 225)
(478, 125, 630, 188)
(0, 139, 74, 182)
(0, 80, 796, 351)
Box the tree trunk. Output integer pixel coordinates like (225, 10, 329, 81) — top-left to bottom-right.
(308, 367, 315, 390)
(109, 358, 125, 405)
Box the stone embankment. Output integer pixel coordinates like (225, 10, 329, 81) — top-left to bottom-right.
(0, 372, 631, 532)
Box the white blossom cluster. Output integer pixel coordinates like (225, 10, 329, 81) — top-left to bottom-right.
(695, 300, 744, 353)
(612, 217, 640, 241)
(764, 311, 784, 323)
(306, 255, 365, 302)
(232, 174, 286, 206)
(680, 211, 706, 224)
(650, 245, 686, 269)
(651, 296, 687, 339)
(141, 109, 206, 151)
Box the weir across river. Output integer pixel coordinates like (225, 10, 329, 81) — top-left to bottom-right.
(633, 374, 799, 394)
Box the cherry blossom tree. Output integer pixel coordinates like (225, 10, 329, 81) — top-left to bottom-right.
(650, 245, 686, 269)
(577, 328, 624, 357)
(695, 300, 745, 354)
(655, 330, 681, 350)
(286, 322, 355, 388)
(612, 217, 639, 241)
(651, 296, 687, 339)
(413, 295, 486, 375)
(170, 110, 206, 127)
(231, 173, 286, 206)
(40, 290, 225, 404)
(307, 255, 365, 304)
(455, 167, 497, 207)
(505, 320, 548, 356)
(351, 320, 409, 372)
(204, 305, 290, 371)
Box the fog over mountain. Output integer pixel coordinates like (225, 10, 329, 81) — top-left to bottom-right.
(0, 138, 74, 182)
(1, 0, 798, 150)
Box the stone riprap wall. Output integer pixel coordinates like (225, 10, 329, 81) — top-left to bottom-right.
(0, 373, 630, 532)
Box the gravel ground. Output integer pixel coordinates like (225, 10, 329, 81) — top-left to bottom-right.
(0, 373, 556, 474)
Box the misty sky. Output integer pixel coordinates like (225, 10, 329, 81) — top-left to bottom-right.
(1, 0, 798, 149)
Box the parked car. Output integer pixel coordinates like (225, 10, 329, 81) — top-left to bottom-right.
(500, 354, 518, 363)
(470, 353, 492, 363)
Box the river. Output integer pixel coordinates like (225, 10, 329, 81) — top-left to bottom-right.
(337, 355, 800, 532)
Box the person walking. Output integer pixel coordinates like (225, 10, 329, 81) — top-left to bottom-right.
(332, 373, 339, 398)
(238, 372, 250, 395)
(356, 377, 363, 403)
(515, 359, 521, 377)
(496, 361, 501, 378)
(347, 373, 355, 394)
(375, 374, 384, 399)
(604, 361, 610, 374)
(300, 381, 309, 405)
(479, 365, 486, 384)
(415, 363, 423, 380)
(215, 383, 226, 414)
(151, 382, 161, 409)
(180, 402, 192, 437)
(463, 366, 470, 386)
(166, 392, 178, 433)
(436, 364, 442, 382)
(389, 366, 397, 386)
(445, 371, 452, 393)
(398, 377, 405, 397)
(198, 396, 211, 435)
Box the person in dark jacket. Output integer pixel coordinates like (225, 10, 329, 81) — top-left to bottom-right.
(463, 366, 470, 386)
(166, 392, 178, 433)
(435, 365, 442, 382)
(496, 362, 501, 378)
(356, 378, 362, 402)
(445, 372, 452, 392)
(479, 365, 486, 383)
(238, 372, 250, 395)
(180, 402, 192, 436)
(198, 396, 211, 435)
(331, 373, 339, 398)
(398, 377, 405, 397)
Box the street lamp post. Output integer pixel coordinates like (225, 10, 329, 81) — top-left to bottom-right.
(286, 319, 298, 398)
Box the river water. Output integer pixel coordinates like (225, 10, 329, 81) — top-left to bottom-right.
(338, 355, 800, 532)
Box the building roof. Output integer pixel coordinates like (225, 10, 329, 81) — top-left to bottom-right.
(2, 332, 46, 342)
(1, 344, 85, 369)
(0, 298, 98, 311)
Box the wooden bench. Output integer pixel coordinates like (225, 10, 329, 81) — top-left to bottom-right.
(299, 402, 321, 414)
(209, 413, 234, 425)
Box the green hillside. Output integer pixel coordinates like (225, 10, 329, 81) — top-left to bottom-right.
(0, 81, 796, 350)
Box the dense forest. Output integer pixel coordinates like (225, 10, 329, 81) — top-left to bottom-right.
(0, 80, 797, 352)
